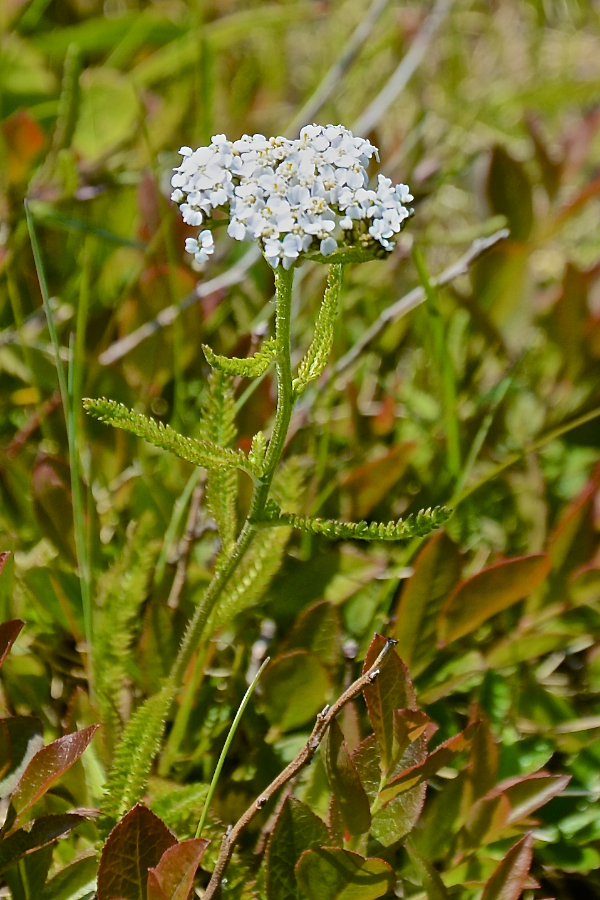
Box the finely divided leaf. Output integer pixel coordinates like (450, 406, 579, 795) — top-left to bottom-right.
(295, 848, 395, 900)
(265, 797, 330, 900)
(99, 683, 176, 835)
(294, 265, 342, 395)
(321, 718, 371, 837)
(83, 398, 252, 472)
(203, 337, 276, 378)
(202, 371, 238, 557)
(263, 507, 451, 542)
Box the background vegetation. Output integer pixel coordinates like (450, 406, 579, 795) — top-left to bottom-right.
(0, 0, 600, 897)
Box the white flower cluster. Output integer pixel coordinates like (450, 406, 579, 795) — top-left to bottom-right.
(171, 124, 413, 269)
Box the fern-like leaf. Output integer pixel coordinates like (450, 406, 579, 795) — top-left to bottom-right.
(211, 458, 305, 629)
(84, 398, 255, 474)
(203, 371, 238, 557)
(293, 264, 342, 395)
(94, 515, 159, 756)
(203, 337, 277, 378)
(260, 506, 452, 541)
(99, 682, 176, 837)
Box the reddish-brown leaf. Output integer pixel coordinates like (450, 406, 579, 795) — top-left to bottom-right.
(379, 722, 479, 804)
(362, 635, 415, 772)
(97, 804, 177, 900)
(480, 833, 533, 900)
(10, 724, 98, 826)
(495, 772, 570, 824)
(0, 814, 86, 874)
(340, 443, 415, 519)
(321, 718, 371, 837)
(0, 618, 23, 669)
(147, 839, 209, 900)
(439, 554, 551, 645)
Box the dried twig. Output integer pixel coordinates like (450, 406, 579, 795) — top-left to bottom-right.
(333, 228, 510, 377)
(167, 478, 206, 610)
(286, 0, 392, 136)
(352, 0, 455, 136)
(202, 639, 395, 900)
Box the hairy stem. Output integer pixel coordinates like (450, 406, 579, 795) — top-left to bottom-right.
(168, 267, 295, 694)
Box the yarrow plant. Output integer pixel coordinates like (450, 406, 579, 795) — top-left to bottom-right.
(171, 124, 414, 268)
(82, 123, 451, 895)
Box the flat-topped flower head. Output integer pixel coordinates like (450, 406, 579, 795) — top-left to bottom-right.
(172, 125, 413, 269)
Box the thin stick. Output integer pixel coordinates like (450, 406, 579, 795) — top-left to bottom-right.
(167, 479, 206, 609)
(196, 656, 270, 840)
(334, 229, 509, 377)
(286, 0, 392, 136)
(352, 0, 455, 136)
(202, 639, 395, 900)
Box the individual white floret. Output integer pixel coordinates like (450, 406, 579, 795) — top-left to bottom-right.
(185, 229, 214, 264)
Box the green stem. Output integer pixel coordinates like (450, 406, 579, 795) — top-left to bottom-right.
(195, 656, 270, 839)
(168, 266, 295, 695)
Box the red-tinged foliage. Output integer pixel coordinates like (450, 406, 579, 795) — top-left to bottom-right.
(97, 805, 177, 900)
(147, 838, 209, 900)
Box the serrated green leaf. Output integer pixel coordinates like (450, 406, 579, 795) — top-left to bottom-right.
(294, 265, 342, 395)
(262, 652, 331, 732)
(265, 797, 330, 900)
(321, 719, 371, 837)
(84, 398, 253, 473)
(203, 338, 276, 378)
(39, 852, 98, 900)
(295, 848, 395, 900)
(99, 684, 176, 836)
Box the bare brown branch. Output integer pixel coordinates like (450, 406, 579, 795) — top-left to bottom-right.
(202, 638, 396, 900)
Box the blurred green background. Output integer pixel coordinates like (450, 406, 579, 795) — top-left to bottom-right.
(1, 0, 600, 897)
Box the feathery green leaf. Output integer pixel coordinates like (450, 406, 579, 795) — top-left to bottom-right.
(211, 458, 305, 629)
(83, 397, 254, 473)
(260, 506, 452, 541)
(203, 337, 276, 378)
(94, 515, 159, 756)
(202, 371, 238, 557)
(99, 682, 176, 837)
(294, 264, 342, 395)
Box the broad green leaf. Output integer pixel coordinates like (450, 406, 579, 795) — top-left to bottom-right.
(362, 635, 415, 771)
(371, 719, 428, 848)
(39, 852, 98, 900)
(265, 797, 329, 900)
(393, 531, 461, 673)
(0, 814, 86, 874)
(262, 652, 331, 732)
(486, 146, 533, 242)
(480, 834, 533, 900)
(547, 469, 600, 576)
(390, 709, 432, 775)
(72, 68, 138, 161)
(468, 716, 499, 802)
(499, 772, 570, 824)
(486, 631, 571, 667)
(463, 793, 511, 850)
(405, 844, 449, 900)
(97, 804, 177, 900)
(321, 719, 371, 837)
(295, 848, 395, 900)
(352, 735, 381, 804)
(0, 34, 57, 96)
(10, 725, 98, 827)
(339, 443, 415, 520)
(147, 839, 209, 900)
(439, 554, 551, 645)
(0, 618, 23, 669)
(283, 601, 342, 668)
(379, 722, 479, 804)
